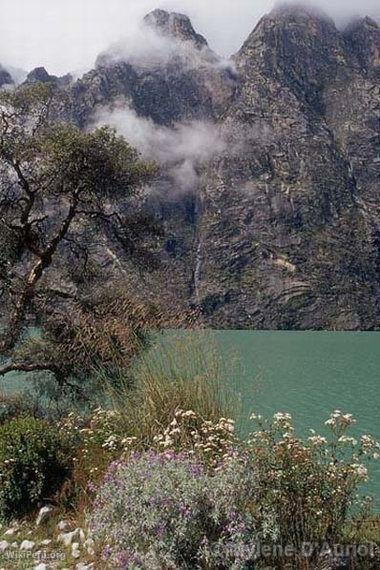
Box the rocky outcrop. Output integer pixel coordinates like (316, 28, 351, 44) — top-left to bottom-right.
(67, 10, 236, 127)
(24, 67, 72, 87)
(143, 9, 209, 51)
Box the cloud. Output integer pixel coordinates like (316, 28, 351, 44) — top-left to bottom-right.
(0, 1, 378, 75)
(96, 19, 217, 71)
(94, 104, 227, 194)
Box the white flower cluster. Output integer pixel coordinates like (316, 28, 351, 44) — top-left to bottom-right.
(338, 435, 357, 446)
(272, 412, 293, 431)
(308, 435, 328, 446)
(360, 434, 380, 458)
(102, 435, 119, 451)
(350, 463, 368, 481)
(325, 410, 356, 428)
(153, 409, 236, 465)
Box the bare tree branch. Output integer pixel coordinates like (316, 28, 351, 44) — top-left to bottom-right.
(0, 362, 55, 377)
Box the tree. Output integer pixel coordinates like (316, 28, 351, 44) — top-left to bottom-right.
(0, 83, 163, 380)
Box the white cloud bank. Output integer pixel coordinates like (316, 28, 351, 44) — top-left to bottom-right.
(95, 105, 227, 193)
(0, 0, 378, 76)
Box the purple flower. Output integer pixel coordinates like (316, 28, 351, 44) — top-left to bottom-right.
(102, 545, 112, 559)
(154, 523, 166, 538)
(115, 551, 128, 569)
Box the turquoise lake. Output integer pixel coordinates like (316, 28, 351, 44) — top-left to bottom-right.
(147, 331, 380, 507)
(2, 331, 379, 506)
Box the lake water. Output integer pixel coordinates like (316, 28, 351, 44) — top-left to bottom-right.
(147, 331, 380, 507)
(2, 330, 379, 506)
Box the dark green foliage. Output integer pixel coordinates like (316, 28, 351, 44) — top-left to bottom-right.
(0, 83, 161, 367)
(0, 416, 71, 521)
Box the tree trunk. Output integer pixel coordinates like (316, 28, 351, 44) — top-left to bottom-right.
(0, 193, 79, 353)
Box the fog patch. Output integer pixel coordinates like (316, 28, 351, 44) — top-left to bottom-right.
(94, 104, 227, 194)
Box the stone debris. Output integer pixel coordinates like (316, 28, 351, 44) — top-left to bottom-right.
(20, 539, 35, 550)
(4, 528, 16, 536)
(71, 541, 81, 558)
(57, 520, 70, 532)
(36, 505, 55, 526)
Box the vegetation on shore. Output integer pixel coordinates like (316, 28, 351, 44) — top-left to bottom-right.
(0, 356, 379, 569)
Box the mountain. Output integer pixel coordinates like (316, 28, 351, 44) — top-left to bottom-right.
(64, 10, 236, 128)
(22, 6, 380, 329)
(194, 7, 380, 328)
(24, 66, 72, 87)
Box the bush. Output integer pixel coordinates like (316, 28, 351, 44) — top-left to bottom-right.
(0, 416, 71, 521)
(90, 451, 257, 569)
(108, 333, 238, 445)
(57, 404, 237, 512)
(89, 411, 380, 569)
(243, 411, 380, 567)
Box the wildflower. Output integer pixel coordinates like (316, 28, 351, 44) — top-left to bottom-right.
(350, 464, 368, 481)
(338, 436, 357, 446)
(273, 412, 292, 422)
(183, 410, 196, 418)
(325, 410, 356, 428)
(273, 412, 293, 430)
(122, 437, 138, 446)
(308, 435, 327, 446)
(360, 434, 379, 454)
(250, 412, 262, 421)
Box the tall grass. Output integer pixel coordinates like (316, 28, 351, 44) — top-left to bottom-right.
(106, 331, 241, 445)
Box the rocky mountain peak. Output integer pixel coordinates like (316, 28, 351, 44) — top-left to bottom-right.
(344, 16, 380, 72)
(24, 67, 72, 87)
(240, 3, 339, 55)
(143, 9, 208, 50)
(270, 2, 332, 21)
(236, 4, 347, 113)
(0, 64, 13, 88)
(25, 67, 54, 84)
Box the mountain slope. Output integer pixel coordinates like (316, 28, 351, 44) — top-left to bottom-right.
(193, 7, 380, 328)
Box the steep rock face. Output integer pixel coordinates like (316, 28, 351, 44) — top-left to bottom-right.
(25, 67, 54, 84)
(46, 7, 380, 330)
(24, 67, 72, 87)
(193, 8, 380, 328)
(344, 17, 380, 75)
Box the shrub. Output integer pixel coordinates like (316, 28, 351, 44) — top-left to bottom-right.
(57, 408, 125, 511)
(108, 333, 238, 445)
(0, 416, 71, 521)
(244, 410, 380, 567)
(90, 451, 258, 569)
(58, 405, 237, 512)
(89, 410, 380, 569)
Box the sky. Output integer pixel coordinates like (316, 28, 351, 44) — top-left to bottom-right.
(0, 0, 379, 76)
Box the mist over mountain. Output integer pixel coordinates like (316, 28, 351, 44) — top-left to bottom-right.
(1, 4, 380, 329)
(0, 0, 379, 75)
